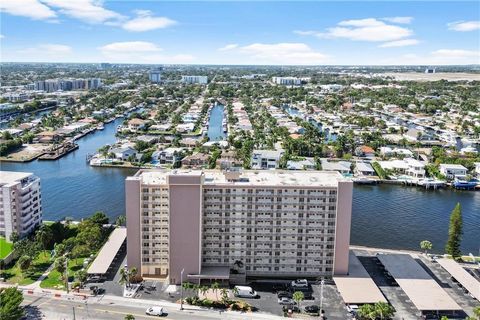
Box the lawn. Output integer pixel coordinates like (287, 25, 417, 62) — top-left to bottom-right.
(40, 257, 86, 290)
(0, 237, 13, 259)
(0, 250, 52, 285)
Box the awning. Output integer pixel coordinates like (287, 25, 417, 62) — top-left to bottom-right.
(87, 228, 126, 275)
(377, 254, 461, 311)
(187, 266, 230, 280)
(436, 258, 480, 301)
(334, 251, 387, 304)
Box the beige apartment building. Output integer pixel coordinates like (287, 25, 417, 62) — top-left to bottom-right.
(126, 169, 352, 284)
(0, 171, 43, 241)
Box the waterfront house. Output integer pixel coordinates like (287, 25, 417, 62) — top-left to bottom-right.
(355, 161, 376, 176)
(474, 162, 480, 177)
(128, 118, 147, 132)
(152, 147, 184, 166)
(321, 159, 352, 174)
(110, 145, 137, 161)
(251, 149, 284, 170)
(181, 153, 209, 168)
(35, 131, 60, 143)
(287, 158, 315, 170)
(380, 147, 413, 158)
(404, 158, 426, 178)
(439, 164, 468, 180)
(217, 151, 243, 169)
(355, 145, 375, 158)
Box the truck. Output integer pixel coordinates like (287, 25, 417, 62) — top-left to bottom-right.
(234, 285, 258, 298)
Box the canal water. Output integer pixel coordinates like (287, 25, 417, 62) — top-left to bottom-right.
(207, 104, 226, 141)
(2, 118, 479, 253)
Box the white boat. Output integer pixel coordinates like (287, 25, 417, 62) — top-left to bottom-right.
(417, 178, 445, 189)
(97, 124, 105, 130)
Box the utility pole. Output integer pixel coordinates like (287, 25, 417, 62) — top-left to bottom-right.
(72, 306, 76, 320)
(180, 268, 185, 311)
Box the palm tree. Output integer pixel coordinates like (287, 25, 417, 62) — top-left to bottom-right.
(292, 291, 304, 310)
(220, 288, 229, 305)
(211, 282, 220, 301)
(119, 267, 130, 288)
(374, 302, 395, 319)
(358, 304, 377, 320)
(17, 255, 32, 274)
(420, 240, 433, 255)
(35, 227, 52, 257)
(200, 285, 209, 298)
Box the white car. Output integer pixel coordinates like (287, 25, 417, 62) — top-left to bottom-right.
(146, 306, 166, 316)
(278, 297, 296, 305)
(291, 279, 308, 288)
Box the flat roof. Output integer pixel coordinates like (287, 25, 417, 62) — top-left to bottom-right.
(133, 169, 345, 188)
(436, 258, 480, 301)
(377, 254, 461, 311)
(0, 171, 33, 185)
(334, 252, 387, 304)
(87, 228, 126, 275)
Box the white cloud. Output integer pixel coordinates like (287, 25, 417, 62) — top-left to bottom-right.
(382, 17, 413, 24)
(383, 49, 480, 65)
(0, 0, 56, 20)
(218, 44, 238, 51)
(379, 39, 420, 48)
(99, 41, 194, 64)
(447, 21, 480, 32)
(122, 10, 177, 32)
(221, 42, 328, 65)
(41, 0, 125, 24)
(17, 44, 72, 59)
(0, 34, 4, 39)
(296, 18, 413, 42)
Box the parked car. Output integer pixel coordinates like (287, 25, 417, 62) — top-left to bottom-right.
(234, 286, 258, 298)
(305, 305, 322, 314)
(146, 306, 167, 316)
(278, 297, 296, 305)
(86, 275, 105, 283)
(277, 291, 292, 299)
(273, 283, 288, 292)
(291, 279, 308, 288)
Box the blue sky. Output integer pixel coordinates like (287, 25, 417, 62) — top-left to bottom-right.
(1, 1, 479, 65)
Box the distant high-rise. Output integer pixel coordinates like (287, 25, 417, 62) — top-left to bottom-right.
(425, 67, 436, 74)
(0, 171, 43, 241)
(149, 68, 162, 83)
(181, 75, 208, 84)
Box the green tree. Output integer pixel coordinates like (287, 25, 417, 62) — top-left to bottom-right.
(292, 291, 304, 310)
(55, 256, 67, 279)
(445, 203, 463, 259)
(211, 282, 220, 301)
(220, 288, 229, 305)
(9, 232, 19, 244)
(0, 287, 24, 320)
(90, 211, 109, 226)
(420, 240, 433, 255)
(473, 306, 480, 320)
(119, 267, 130, 288)
(17, 255, 32, 273)
(124, 315, 135, 320)
(75, 270, 87, 286)
(374, 302, 395, 319)
(35, 226, 53, 256)
(358, 304, 377, 320)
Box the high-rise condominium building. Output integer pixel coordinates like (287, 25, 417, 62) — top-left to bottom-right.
(0, 171, 43, 241)
(181, 75, 208, 84)
(149, 69, 162, 83)
(126, 169, 352, 284)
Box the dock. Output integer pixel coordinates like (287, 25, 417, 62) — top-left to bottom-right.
(38, 142, 79, 160)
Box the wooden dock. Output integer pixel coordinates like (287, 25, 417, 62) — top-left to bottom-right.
(38, 142, 79, 160)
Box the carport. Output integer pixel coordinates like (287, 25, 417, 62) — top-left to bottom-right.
(187, 266, 230, 285)
(334, 251, 387, 305)
(377, 253, 462, 316)
(436, 258, 480, 301)
(87, 228, 127, 276)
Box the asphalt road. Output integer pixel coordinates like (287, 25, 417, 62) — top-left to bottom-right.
(22, 295, 281, 320)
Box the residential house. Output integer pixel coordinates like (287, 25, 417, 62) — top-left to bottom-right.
(355, 145, 375, 158)
(251, 149, 284, 169)
(110, 145, 137, 161)
(128, 118, 147, 132)
(181, 153, 209, 168)
(217, 151, 243, 169)
(355, 161, 376, 176)
(287, 158, 315, 170)
(321, 159, 352, 174)
(439, 164, 468, 179)
(153, 147, 184, 166)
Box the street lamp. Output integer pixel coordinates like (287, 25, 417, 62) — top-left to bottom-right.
(180, 268, 185, 311)
(319, 279, 325, 318)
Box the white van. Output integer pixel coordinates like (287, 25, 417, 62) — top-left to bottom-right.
(234, 286, 258, 298)
(146, 306, 166, 316)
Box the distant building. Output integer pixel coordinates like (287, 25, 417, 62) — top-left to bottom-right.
(181, 76, 208, 84)
(127, 118, 147, 132)
(272, 77, 302, 86)
(149, 69, 162, 83)
(425, 67, 436, 74)
(355, 145, 375, 158)
(0, 171, 43, 241)
(33, 78, 101, 92)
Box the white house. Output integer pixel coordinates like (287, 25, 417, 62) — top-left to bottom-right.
(110, 145, 137, 161)
(321, 159, 352, 174)
(439, 164, 468, 179)
(251, 149, 284, 170)
(152, 147, 184, 166)
(128, 118, 147, 132)
(355, 161, 376, 176)
(287, 158, 315, 170)
(380, 147, 413, 158)
(377, 158, 425, 178)
(474, 162, 480, 176)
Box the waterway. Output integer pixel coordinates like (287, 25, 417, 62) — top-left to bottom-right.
(2, 118, 479, 254)
(207, 104, 226, 141)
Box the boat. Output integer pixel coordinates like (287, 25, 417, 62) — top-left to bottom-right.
(417, 178, 445, 189)
(452, 178, 478, 190)
(97, 123, 105, 130)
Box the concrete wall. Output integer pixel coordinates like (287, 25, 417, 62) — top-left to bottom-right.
(168, 174, 203, 284)
(333, 180, 353, 275)
(125, 177, 141, 271)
